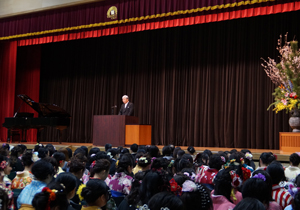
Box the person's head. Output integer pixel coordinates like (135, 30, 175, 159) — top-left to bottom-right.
(80, 146, 88, 157)
(139, 170, 170, 204)
(117, 153, 134, 175)
(122, 95, 129, 104)
(252, 170, 273, 200)
(58, 148, 70, 162)
(130, 144, 138, 153)
(137, 155, 151, 170)
(21, 151, 34, 168)
(0, 155, 12, 176)
(266, 161, 285, 184)
(107, 148, 118, 159)
(208, 154, 223, 171)
(2, 143, 9, 152)
(52, 152, 66, 168)
(38, 148, 49, 159)
(74, 148, 86, 157)
(242, 172, 272, 205)
(89, 148, 100, 159)
(181, 168, 196, 181)
(43, 157, 59, 174)
(233, 197, 265, 210)
(66, 148, 73, 159)
(90, 159, 111, 180)
(18, 144, 27, 154)
(260, 152, 276, 167)
(34, 144, 43, 152)
(178, 158, 193, 172)
(162, 146, 172, 157)
(148, 145, 160, 158)
(80, 179, 109, 207)
(32, 160, 55, 183)
(213, 168, 233, 202)
(173, 147, 182, 159)
(32, 182, 69, 210)
(195, 152, 210, 166)
(126, 171, 146, 206)
(104, 144, 112, 152)
(55, 173, 77, 200)
(10, 146, 22, 159)
(177, 150, 185, 159)
(68, 157, 86, 179)
(121, 148, 130, 155)
(181, 181, 212, 210)
(187, 146, 195, 155)
(148, 192, 185, 210)
(0, 188, 8, 210)
(45, 144, 56, 157)
(290, 153, 300, 167)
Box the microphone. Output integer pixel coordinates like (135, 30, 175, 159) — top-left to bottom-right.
(111, 105, 117, 108)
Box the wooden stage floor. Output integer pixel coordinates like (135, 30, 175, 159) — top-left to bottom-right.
(8, 142, 293, 162)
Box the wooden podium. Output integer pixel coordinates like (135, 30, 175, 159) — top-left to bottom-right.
(280, 132, 300, 153)
(93, 115, 151, 146)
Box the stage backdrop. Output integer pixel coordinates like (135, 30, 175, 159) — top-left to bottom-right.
(38, 10, 300, 149)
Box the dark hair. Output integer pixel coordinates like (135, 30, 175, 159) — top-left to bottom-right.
(105, 144, 112, 152)
(173, 173, 190, 186)
(162, 146, 172, 156)
(10, 146, 22, 166)
(55, 173, 77, 194)
(137, 155, 151, 168)
(107, 148, 118, 159)
(117, 146, 124, 153)
(38, 148, 49, 159)
(121, 148, 130, 154)
(296, 174, 300, 187)
(43, 157, 58, 174)
(293, 191, 300, 210)
(52, 152, 66, 164)
(181, 184, 212, 210)
(2, 143, 9, 151)
(34, 144, 43, 152)
(195, 152, 210, 166)
(126, 171, 146, 206)
(177, 150, 185, 159)
(139, 170, 170, 204)
(266, 161, 285, 184)
(260, 152, 276, 166)
(148, 146, 159, 158)
(74, 152, 88, 163)
(213, 168, 232, 203)
(178, 158, 193, 172)
(230, 149, 238, 154)
(0, 188, 8, 210)
(290, 153, 300, 166)
(18, 144, 27, 154)
(66, 148, 73, 159)
(173, 147, 181, 159)
(81, 179, 109, 205)
(233, 197, 265, 210)
(68, 157, 86, 173)
(203, 149, 213, 157)
(117, 153, 133, 175)
(130, 144, 138, 153)
(242, 176, 271, 205)
(58, 148, 70, 161)
(32, 160, 55, 181)
(45, 144, 56, 157)
(90, 159, 111, 177)
(148, 192, 185, 210)
(80, 146, 88, 157)
(252, 170, 273, 202)
(187, 146, 195, 155)
(22, 151, 34, 167)
(88, 148, 100, 159)
(32, 181, 69, 210)
(74, 148, 86, 157)
(209, 154, 223, 171)
(151, 157, 169, 171)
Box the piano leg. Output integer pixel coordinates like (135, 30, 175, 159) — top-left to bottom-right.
(7, 129, 11, 143)
(21, 129, 27, 142)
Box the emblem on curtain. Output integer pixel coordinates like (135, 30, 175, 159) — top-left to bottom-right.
(107, 6, 118, 19)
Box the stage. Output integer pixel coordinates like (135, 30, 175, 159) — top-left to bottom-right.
(9, 142, 291, 163)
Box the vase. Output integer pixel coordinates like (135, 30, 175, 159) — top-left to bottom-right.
(289, 108, 300, 132)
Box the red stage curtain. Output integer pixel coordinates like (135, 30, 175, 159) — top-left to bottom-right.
(17, 1, 300, 46)
(0, 41, 17, 142)
(14, 46, 41, 142)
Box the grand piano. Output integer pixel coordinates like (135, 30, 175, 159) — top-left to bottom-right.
(2, 94, 71, 143)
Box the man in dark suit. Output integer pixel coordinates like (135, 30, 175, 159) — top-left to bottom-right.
(118, 95, 134, 116)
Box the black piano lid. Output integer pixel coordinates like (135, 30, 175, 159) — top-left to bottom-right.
(17, 94, 71, 118)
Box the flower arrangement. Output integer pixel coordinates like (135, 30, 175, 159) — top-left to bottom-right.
(261, 33, 300, 113)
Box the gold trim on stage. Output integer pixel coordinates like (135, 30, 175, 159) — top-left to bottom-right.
(0, 0, 276, 41)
